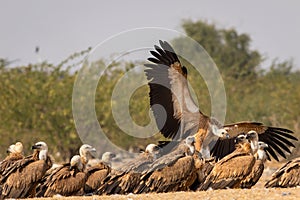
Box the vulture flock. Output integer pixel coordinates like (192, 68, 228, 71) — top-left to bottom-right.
(0, 40, 299, 199)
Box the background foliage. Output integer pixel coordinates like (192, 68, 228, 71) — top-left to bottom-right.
(0, 20, 299, 161)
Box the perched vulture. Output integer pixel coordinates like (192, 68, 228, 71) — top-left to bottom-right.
(6, 142, 24, 155)
(0, 142, 24, 178)
(198, 134, 255, 190)
(36, 143, 97, 197)
(265, 156, 300, 188)
(36, 155, 86, 197)
(241, 141, 268, 188)
(134, 136, 197, 193)
(84, 152, 116, 194)
(145, 40, 297, 160)
(87, 152, 116, 168)
(189, 155, 215, 191)
(0, 141, 52, 199)
(79, 144, 97, 166)
(96, 144, 160, 195)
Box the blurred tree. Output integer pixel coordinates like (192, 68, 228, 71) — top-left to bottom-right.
(0, 20, 299, 161)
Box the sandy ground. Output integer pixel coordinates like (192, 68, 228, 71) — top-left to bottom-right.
(24, 161, 300, 200)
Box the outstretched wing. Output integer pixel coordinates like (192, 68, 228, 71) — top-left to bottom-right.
(212, 121, 297, 161)
(145, 40, 200, 140)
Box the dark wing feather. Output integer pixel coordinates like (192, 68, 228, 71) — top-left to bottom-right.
(211, 137, 236, 161)
(145, 40, 200, 139)
(212, 122, 297, 161)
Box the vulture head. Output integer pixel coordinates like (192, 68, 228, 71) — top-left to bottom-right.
(70, 155, 84, 172)
(79, 144, 97, 164)
(32, 141, 48, 160)
(7, 144, 15, 154)
(256, 141, 268, 161)
(258, 141, 268, 149)
(234, 134, 253, 154)
(185, 136, 196, 155)
(234, 134, 248, 145)
(211, 124, 229, 138)
(32, 141, 48, 150)
(101, 152, 116, 163)
(145, 144, 161, 159)
(14, 142, 24, 154)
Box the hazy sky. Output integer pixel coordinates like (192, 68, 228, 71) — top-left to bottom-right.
(1, 0, 299, 69)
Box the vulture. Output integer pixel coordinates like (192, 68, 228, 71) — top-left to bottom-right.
(134, 136, 198, 193)
(79, 144, 97, 167)
(145, 40, 297, 161)
(241, 141, 268, 188)
(96, 143, 160, 195)
(36, 155, 86, 197)
(189, 155, 215, 191)
(87, 152, 116, 168)
(0, 141, 52, 199)
(0, 142, 24, 178)
(36, 143, 97, 197)
(84, 152, 116, 194)
(198, 134, 256, 190)
(265, 156, 300, 188)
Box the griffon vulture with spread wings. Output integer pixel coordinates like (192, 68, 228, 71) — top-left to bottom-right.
(145, 40, 297, 161)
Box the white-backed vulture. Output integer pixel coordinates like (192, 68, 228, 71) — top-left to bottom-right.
(96, 143, 160, 195)
(241, 141, 268, 188)
(145, 40, 297, 161)
(0, 141, 52, 199)
(198, 135, 255, 190)
(37, 155, 86, 197)
(265, 157, 300, 188)
(134, 136, 197, 193)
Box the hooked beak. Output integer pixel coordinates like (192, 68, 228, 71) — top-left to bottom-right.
(262, 143, 269, 149)
(110, 153, 116, 159)
(32, 145, 39, 150)
(225, 133, 230, 139)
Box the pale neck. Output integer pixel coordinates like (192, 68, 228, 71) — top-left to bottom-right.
(39, 149, 48, 160)
(250, 140, 258, 154)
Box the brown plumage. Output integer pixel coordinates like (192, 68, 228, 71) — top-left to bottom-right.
(0, 141, 52, 199)
(96, 144, 160, 195)
(36, 144, 96, 197)
(146, 40, 297, 161)
(241, 141, 268, 188)
(265, 157, 300, 188)
(190, 155, 215, 190)
(79, 144, 97, 167)
(84, 160, 111, 194)
(134, 136, 197, 193)
(37, 155, 86, 197)
(0, 142, 24, 179)
(198, 135, 255, 190)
